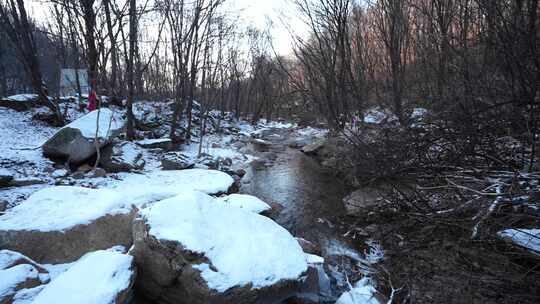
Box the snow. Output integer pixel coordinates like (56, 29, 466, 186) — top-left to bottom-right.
(31, 250, 134, 304)
(106, 169, 234, 206)
(0, 250, 35, 270)
(184, 142, 245, 161)
(363, 107, 397, 124)
(0, 108, 55, 177)
(411, 107, 428, 119)
(136, 138, 171, 145)
(181, 133, 250, 166)
(140, 191, 308, 292)
(116, 142, 142, 165)
(216, 194, 271, 214)
(258, 119, 296, 129)
(336, 278, 380, 304)
(0, 168, 13, 177)
(2, 94, 38, 102)
(325, 239, 363, 261)
(61, 108, 124, 139)
(51, 169, 68, 178)
(498, 228, 540, 253)
(40, 262, 75, 281)
(11, 285, 45, 304)
(0, 264, 40, 300)
(0, 186, 130, 232)
(296, 127, 328, 138)
(305, 253, 325, 264)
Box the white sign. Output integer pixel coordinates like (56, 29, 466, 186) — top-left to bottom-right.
(60, 69, 89, 97)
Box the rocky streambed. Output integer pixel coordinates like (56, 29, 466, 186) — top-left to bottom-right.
(0, 103, 383, 304)
(241, 128, 385, 303)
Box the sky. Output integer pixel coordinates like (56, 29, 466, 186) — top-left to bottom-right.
(26, 0, 307, 56)
(226, 0, 308, 55)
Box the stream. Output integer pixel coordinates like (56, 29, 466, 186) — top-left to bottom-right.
(241, 128, 375, 303)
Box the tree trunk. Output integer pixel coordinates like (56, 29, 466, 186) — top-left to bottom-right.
(126, 0, 137, 140)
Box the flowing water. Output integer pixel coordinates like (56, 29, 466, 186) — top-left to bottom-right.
(241, 128, 373, 302)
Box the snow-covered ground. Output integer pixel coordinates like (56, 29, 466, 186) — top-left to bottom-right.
(0, 103, 271, 204)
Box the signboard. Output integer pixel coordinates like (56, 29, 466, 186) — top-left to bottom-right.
(59, 69, 89, 97)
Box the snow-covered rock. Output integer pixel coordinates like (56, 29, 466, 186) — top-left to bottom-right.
(216, 193, 271, 214)
(0, 250, 49, 304)
(0, 186, 135, 263)
(0, 264, 45, 303)
(336, 278, 380, 304)
(32, 250, 135, 304)
(100, 141, 145, 173)
(51, 169, 68, 178)
(42, 108, 124, 163)
(160, 151, 195, 170)
(364, 107, 398, 125)
(0, 250, 46, 272)
(135, 138, 172, 149)
(498, 228, 540, 254)
(0, 94, 39, 111)
(301, 138, 326, 155)
(0, 168, 14, 188)
(132, 191, 308, 304)
(251, 138, 272, 147)
(411, 107, 428, 120)
(106, 169, 235, 206)
(2, 94, 39, 102)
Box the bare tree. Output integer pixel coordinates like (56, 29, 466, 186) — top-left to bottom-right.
(0, 0, 64, 124)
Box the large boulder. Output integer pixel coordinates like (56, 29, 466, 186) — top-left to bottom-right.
(42, 108, 124, 163)
(100, 141, 146, 173)
(31, 249, 135, 304)
(132, 191, 309, 304)
(0, 186, 135, 263)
